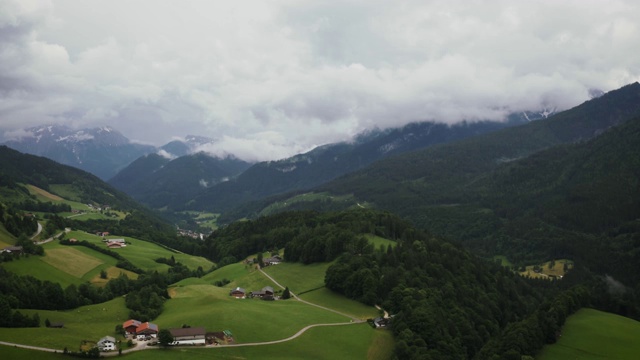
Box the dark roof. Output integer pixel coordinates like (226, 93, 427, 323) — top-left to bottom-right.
(3, 246, 23, 252)
(169, 327, 207, 337)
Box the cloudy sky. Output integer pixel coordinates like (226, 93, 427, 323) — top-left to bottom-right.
(1, 0, 639, 161)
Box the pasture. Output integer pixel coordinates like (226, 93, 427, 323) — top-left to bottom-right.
(365, 234, 396, 251)
(66, 230, 214, 271)
(0, 223, 15, 248)
(258, 192, 362, 217)
(262, 262, 331, 294)
(26, 185, 90, 211)
(262, 262, 379, 319)
(0, 297, 129, 350)
(537, 308, 640, 359)
(0, 322, 392, 360)
(520, 259, 573, 279)
(159, 283, 350, 343)
(40, 247, 103, 278)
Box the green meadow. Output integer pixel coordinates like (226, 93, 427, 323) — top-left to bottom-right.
(263, 262, 379, 319)
(263, 262, 331, 294)
(365, 234, 396, 251)
(0, 297, 129, 350)
(537, 308, 640, 360)
(1, 321, 393, 360)
(0, 223, 15, 248)
(66, 230, 214, 271)
(2, 231, 212, 287)
(159, 283, 350, 343)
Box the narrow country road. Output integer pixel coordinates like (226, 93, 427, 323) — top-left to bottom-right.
(258, 267, 363, 322)
(34, 228, 70, 245)
(0, 341, 60, 353)
(1, 264, 368, 356)
(30, 222, 43, 240)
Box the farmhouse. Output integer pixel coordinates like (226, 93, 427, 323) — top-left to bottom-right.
(136, 322, 158, 338)
(169, 327, 207, 345)
(48, 322, 64, 328)
(373, 317, 390, 328)
(251, 286, 275, 299)
(96, 336, 116, 351)
(123, 319, 141, 335)
(263, 255, 282, 266)
(1, 246, 24, 254)
(229, 287, 246, 298)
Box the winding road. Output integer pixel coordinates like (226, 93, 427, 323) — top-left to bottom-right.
(0, 264, 368, 356)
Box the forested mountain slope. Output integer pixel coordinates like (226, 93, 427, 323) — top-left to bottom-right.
(108, 152, 251, 209)
(310, 82, 640, 284)
(186, 120, 522, 212)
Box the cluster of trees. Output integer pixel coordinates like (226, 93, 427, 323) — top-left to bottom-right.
(17, 200, 71, 213)
(0, 204, 38, 238)
(324, 234, 552, 359)
(0, 296, 40, 327)
(477, 285, 591, 359)
(200, 209, 414, 264)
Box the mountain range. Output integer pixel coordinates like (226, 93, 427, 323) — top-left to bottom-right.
(233, 82, 640, 285)
(111, 109, 558, 212)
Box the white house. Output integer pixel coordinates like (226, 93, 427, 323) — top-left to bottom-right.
(97, 336, 116, 351)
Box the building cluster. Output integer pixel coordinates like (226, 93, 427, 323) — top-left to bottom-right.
(123, 319, 159, 341)
(229, 286, 276, 300)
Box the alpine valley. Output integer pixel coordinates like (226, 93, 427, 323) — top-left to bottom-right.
(1, 83, 640, 360)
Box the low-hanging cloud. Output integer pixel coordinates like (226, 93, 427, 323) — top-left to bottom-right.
(1, 0, 639, 162)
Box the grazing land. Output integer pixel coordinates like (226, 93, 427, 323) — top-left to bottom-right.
(263, 262, 331, 294)
(262, 262, 379, 319)
(537, 308, 640, 360)
(161, 283, 348, 343)
(66, 230, 214, 271)
(520, 259, 573, 279)
(258, 192, 364, 217)
(40, 247, 103, 278)
(0, 297, 129, 350)
(0, 223, 14, 247)
(365, 234, 396, 250)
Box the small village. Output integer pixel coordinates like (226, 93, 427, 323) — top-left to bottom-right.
(93, 319, 235, 353)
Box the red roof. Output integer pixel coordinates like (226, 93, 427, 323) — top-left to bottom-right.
(136, 322, 159, 334)
(123, 319, 141, 329)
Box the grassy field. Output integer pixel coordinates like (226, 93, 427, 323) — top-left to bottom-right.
(195, 212, 220, 230)
(1, 230, 210, 286)
(40, 247, 104, 278)
(520, 259, 573, 279)
(0, 346, 66, 360)
(258, 192, 366, 217)
(263, 262, 331, 294)
(47, 184, 83, 202)
(26, 185, 90, 211)
(0, 322, 393, 360)
(300, 288, 380, 319)
(66, 230, 214, 272)
(160, 283, 349, 343)
(537, 308, 640, 359)
(0, 297, 129, 350)
(365, 234, 396, 251)
(0, 223, 15, 248)
(493, 255, 514, 268)
(90, 266, 139, 286)
(262, 262, 379, 319)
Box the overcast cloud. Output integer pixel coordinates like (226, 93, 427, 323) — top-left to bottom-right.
(1, 0, 639, 161)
